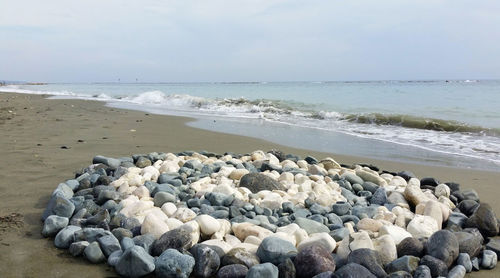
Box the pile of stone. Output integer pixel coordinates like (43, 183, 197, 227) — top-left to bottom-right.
(42, 150, 500, 277)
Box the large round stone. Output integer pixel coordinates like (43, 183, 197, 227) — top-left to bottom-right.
(151, 228, 193, 256)
(426, 230, 459, 267)
(346, 248, 386, 278)
(191, 244, 220, 278)
(155, 248, 195, 278)
(115, 246, 155, 277)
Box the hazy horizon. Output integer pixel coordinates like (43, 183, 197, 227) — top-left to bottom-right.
(1, 0, 499, 82)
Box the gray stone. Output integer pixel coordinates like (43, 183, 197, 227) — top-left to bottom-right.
(121, 237, 135, 250)
(465, 203, 499, 237)
(52, 183, 74, 199)
(42, 195, 75, 220)
(457, 200, 479, 216)
(413, 265, 431, 278)
(419, 255, 448, 277)
(54, 225, 81, 249)
(329, 228, 349, 242)
(295, 245, 336, 278)
(107, 250, 123, 267)
(352, 183, 364, 193)
(69, 241, 89, 257)
(462, 189, 480, 202)
(471, 257, 480, 271)
(216, 264, 248, 278)
(96, 190, 119, 205)
(221, 247, 260, 268)
(426, 230, 459, 267)
(447, 265, 466, 278)
(347, 248, 385, 278)
(97, 234, 121, 257)
(184, 159, 203, 171)
(115, 246, 155, 277)
(332, 263, 375, 278)
(65, 179, 80, 191)
(42, 215, 69, 237)
(247, 263, 279, 278)
(481, 250, 497, 269)
(370, 187, 387, 205)
(385, 256, 420, 274)
(312, 271, 333, 278)
(457, 253, 472, 273)
(93, 155, 121, 170)
(191, 244, 220, 278)
(112, 227, 133, 242)
(135, 156, 152, 168)
(387, 271, 411, 278)
(151, 227, 193, 256)
(83, 209, 110, 225)
(310, 203, 330, 215)
(206, 192, 229, 206)
(133, 234, 156, 254)
(342, 173, 364, 185)
(155, 248, 195, 278)
(84, 241, 106, 263)
(454, 230, 483, 258)
(362, 182, 378, 194)
(446, 212, 468, 230)
(295, 217, 329, 234)
(257, 236, 298, 265)
(154, 192, 176, 207)
(239, 173, 286, 193)
(74, 227, 112, 243)
(352, 205, 378, 219)
(331, 201, 351, 216)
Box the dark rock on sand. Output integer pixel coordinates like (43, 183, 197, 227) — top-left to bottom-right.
(465, 203, 499, 237)
(397, 237, 424, 258)
(216, 264, 248, 278)
(332, 263, 376, 278)
(426, 230, 459, 267)
(419, 255, 448, 277)
(115, 246, 155, 277)
(151, 228, 193, 256)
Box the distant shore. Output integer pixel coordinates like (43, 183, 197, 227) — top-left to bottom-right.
(0, 92, 498, 277)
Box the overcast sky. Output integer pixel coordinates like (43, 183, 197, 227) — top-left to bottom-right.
(1, 0, 499, 82)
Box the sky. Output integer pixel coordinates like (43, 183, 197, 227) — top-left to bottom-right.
(1, 0, 499, 82)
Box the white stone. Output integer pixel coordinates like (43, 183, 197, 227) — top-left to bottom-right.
(373, 235, 397, 266)
(161, 202, 177, 217)
(356, 218, 383, 232)
(350, 231, 374, 250)
(423, 200, 443, 228)
(141, 166, 160, 181)
(141, 213, 169, 239)
(166, 218, 184, 230)
(320, 157, 341, 170)
(132, 186, 150, 199)
(181, 220, 200, 247)
(404, 182, 429, 207)
(172, 207, 197, 223)
(224, 234, 242, 247)
(297, 232, 336, 253)
(244, 235, 262, 246)
(435, 183, 451, 198)
(407, 215, 439, 239)
(379, 225, 412, 244)
(308, 164, 328, 176)
(355, 168, 388, 187)
(273, 232, 297, 246)
(232, 222, 273, 241)
(297, 160, 308, 169)
(201, 239, 232, 255)
(229, 169, 249, 180)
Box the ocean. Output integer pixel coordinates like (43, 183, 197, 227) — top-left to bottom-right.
(2, 80, 500, 171)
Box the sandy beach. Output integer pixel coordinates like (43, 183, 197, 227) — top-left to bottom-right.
(0, 92, 498, 278)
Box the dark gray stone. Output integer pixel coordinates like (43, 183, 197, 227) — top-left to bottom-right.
(84, 241, 105, 263)
(154, 192, 176, 207)
(135, 156, 152, 168)
(457, 200, 479, 216)
(332, 263, 375, 278)
(397, 237, 424, 258)
(239, 173, 286, 193)
(93, 155, 121, 170)
(462, 189, 480, 202)
(420, 177, 439, 187)
(361, 182, 378, 194)
(486, 238, 500, 257)
(257, 236, 298, 265)
(115, 245, 155, 277)
(42, 215, 69, 237)
(312, 271, 333, 278)
(42, 195, 75, 220)
(216, 264, 248, 278)
(370, 187, 387, 205)
(446, 212, 468, 230)
(413, 265, 431, 278)
(329, 227, 350, 242)
(191, 244, 221, 278)
(83, 209, 110, 226)
(295, 245, 336, 278)
(342, 173, 364, 185)
(465, 203, 499, 237)
(121, 237, 135, 250)
(247, 263, 279, 278)
(151, 227, 193, 256)
(69, 241, 89, 257)
(96, 190, 119, 205)
(222, 247, 260, 268)
(419, 255, 448, 277)
(111, 227, 133, 242)
(386, 256, 419, 274)
(426, 230, 459, 267)
(278, 258, 296, 278)
(387, 271, 411, 278)
(347, 248, 385, 278)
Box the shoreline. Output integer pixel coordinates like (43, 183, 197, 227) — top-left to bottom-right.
(0, 92, 499, 277)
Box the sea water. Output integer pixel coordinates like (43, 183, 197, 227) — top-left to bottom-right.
(2, 80, 500, 171)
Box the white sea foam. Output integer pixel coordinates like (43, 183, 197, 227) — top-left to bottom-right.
(2, 85, 499, 167)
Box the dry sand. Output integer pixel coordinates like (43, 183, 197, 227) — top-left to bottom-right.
(0, 92, 498, 277)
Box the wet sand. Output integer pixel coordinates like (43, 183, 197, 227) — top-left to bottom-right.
(0, 92, 498, 277)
